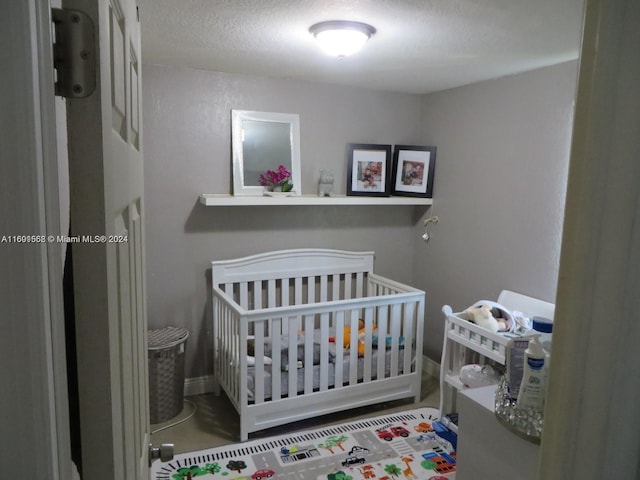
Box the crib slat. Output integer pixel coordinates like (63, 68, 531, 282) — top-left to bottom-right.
(303, 315, 314, 394)
(355, 272, 364, 298)
(319, 312, 330, 391)
(225, 305, 233, 396)
(376, 305, 388, 380)
(307, 277, 315, 305)
(254, 321, 265, 403)
(363, 307, 374, 383)
(239, 282, 248, 310)
(281, 279, 290, 335)
(281, 278, 290, 307)
(294, 277, 303, 305)
(403, 302, 416, 374)
(271, 318, 281, 401)
(267, 279, 277, 337)
(332, 274, 340, 302)
(344, 274, 352, 300)
(253, 280, 262, 309)
(320, 275, 328, 303)
(238, 314, 248, 408)
(389, 303, 401, 377)
(220, 303, 229, 394)
(267, 279, 277, 310)
(334, 310, 344, 388)
(214, 299, 221, 391)
(287, 318, 298, 399)
(219, 300, 230, 394)
(348, 310, 359, 385)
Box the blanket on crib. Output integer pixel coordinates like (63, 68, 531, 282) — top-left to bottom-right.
(246, 329, 406, 371)
(151, 407, 456, 480)
(243, 328, 410, 401)
(247, 347, 407, 401)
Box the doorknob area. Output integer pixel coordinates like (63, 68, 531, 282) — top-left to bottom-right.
(149, 443, 174, 466)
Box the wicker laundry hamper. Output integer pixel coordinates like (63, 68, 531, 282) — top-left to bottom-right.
(148, 327, 189, 424)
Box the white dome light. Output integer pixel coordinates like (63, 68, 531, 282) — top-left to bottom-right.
(309, 21, 376, 57)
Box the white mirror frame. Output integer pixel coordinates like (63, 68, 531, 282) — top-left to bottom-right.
(231, 110, 301, 196)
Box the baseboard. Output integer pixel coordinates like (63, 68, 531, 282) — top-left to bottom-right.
(184, 359, 440, 397)
(422, 355, 440, 380)
(184, 374, 216, 396)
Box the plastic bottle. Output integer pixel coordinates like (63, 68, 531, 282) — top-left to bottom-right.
(531, 316, 553, 353)
(516, 334, 546, 411)
(532, 316, 553, 394)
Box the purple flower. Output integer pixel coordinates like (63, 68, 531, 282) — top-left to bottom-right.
(259, 165, 293, 191)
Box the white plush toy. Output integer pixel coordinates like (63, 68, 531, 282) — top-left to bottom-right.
(464, 303, 510, 333)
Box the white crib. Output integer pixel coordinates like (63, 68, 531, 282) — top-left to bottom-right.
(211, 248, 425, 441)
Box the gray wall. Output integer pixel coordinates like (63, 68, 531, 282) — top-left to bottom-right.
(415, 61, 578, 358)
(142, 61, 578, 378)
(142, 65, 426, 378)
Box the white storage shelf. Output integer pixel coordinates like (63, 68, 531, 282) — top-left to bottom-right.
(440, 308, 516, 426)
(439, 290, 555, 432)
(199, 193, 433, 206)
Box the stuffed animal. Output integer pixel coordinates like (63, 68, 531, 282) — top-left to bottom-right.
(464, 305, 507, 333)
(329, 319, 374, 356)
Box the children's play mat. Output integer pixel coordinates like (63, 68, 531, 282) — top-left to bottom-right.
(152, 407, 456, 480)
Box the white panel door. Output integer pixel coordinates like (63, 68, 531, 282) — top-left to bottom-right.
(64, 0, 149, 478)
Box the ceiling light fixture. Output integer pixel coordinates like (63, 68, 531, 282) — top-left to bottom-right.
(309, 20, 376, 57)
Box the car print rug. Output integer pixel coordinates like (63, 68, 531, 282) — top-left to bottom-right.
(151, 407, 456, 480)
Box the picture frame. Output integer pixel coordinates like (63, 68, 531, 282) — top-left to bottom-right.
(391, 145, 436, 198)
(347, 143, 392, 196)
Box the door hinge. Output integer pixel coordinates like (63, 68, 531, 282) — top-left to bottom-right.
(51, 8, 96, 98)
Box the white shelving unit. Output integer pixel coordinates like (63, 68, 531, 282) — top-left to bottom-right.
(199, 193, 433, 207)
(440, 309, 513, 393)
(439, 290, 555, 432)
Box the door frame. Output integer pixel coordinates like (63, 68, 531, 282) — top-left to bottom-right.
(1, 0, 72, 478)
(539, 0, 640, 477)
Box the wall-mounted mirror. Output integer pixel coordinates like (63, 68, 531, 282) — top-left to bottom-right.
(231, 110, 301, 196)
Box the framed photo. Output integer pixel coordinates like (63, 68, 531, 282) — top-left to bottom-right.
(391, 145, 437, 198)
(347, 143, 392, 196)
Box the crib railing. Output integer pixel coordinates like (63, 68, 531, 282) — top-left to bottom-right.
(212, 272, 424, 407)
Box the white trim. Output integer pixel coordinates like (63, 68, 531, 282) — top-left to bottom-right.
(1, 0, 70, 478)
(184, 375, 217, 397)
(422, 354, 440, 380)
(36, 1, 72, 474)
(540, 0, 640, 478)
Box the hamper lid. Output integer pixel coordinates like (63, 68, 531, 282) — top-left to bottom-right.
(148, 327, 189, 350)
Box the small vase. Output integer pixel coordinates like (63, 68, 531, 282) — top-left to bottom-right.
(264, 183, 294, 197)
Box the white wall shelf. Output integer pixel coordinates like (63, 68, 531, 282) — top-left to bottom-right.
(199, 193, 433, 207)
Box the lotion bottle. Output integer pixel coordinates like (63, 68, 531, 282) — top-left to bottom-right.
(532, 317, 553, 395)
(516, 334, 546, 411)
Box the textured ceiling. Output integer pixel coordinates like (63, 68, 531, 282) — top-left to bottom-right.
(138, 0, 585, 94)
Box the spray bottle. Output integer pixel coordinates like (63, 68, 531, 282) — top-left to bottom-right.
(516, 334, 546, 411)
